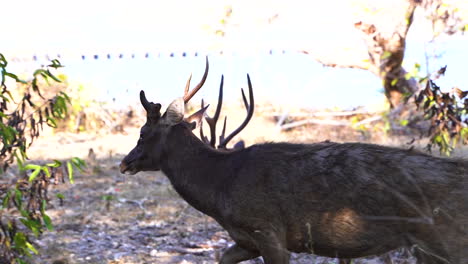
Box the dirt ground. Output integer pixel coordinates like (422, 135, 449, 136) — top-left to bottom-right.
(22, 105, 458, 264)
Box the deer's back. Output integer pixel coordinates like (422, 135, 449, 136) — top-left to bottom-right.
(231, 141, 464, 202)
(220, 142, 467, 258)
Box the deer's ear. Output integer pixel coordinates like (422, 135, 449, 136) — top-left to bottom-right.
(185, 104, 209, 130)
(164, 97, 185, 125)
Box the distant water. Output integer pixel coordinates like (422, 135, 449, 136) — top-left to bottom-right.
(5, 37, 467, 110)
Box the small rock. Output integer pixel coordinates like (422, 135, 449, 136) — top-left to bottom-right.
(150, 249, 158, 256)
(113, 252, 127, 260)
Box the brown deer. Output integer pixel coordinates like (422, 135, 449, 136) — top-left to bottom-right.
(120, 58, 468, 264)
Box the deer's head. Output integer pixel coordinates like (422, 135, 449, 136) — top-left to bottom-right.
(119, 58, 209, 175)
(119, 57, 254, 175)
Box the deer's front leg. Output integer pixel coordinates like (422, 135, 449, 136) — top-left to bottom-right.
(219, 243, 259, 264)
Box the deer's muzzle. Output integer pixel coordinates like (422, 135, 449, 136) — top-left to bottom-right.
(119, 161, 134, 175)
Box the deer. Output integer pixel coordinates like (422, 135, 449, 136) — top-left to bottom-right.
(120, 58, 468, 264)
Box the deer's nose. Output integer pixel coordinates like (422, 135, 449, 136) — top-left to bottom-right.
(119, 161, 129, 174)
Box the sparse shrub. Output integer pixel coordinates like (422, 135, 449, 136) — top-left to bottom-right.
(415, 77, 467, 155)
(0, 53, 85, 263)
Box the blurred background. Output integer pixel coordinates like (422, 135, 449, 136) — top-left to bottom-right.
(2, 0, 467, 110)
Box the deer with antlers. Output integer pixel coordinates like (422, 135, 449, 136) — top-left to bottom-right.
(120, 58, 467, 264)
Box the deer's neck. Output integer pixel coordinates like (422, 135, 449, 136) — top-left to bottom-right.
(160, 124, 231, 218)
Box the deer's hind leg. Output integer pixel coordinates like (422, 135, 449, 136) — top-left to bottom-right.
(219, 244, 259, 264)
(250, 229, 290, 264)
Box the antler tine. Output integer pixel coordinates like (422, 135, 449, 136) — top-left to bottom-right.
(184, 73, 192, 96)
(205, 75, 224, 147)
(218, 74, 254, 149)
(183, 56, 209, 103)
(199, 99, 210, 144)
(241, 87, 249, 112)
(219, 116, 227, 146)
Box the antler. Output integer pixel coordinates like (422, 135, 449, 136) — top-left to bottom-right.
(183, 56, 209, 104)
(140, 90, 161, 117)
(199, 75, 224, 148)
(218, 74, 254, 149)
(199, 74, 254, 150)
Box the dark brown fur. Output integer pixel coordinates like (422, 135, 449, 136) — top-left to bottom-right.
(121, 93, 467, 264)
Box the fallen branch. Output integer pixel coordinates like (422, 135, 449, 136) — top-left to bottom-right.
(167, 246, 211, 256)
(270, 110, 380, 118)
(280, 115, 382, 130)
(354, 116, 382, 126)
(281, 119, 349, 130)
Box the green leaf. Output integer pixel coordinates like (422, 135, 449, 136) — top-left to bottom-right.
(433, 134, 443, 144)
(67, 161, 74, 184)
(32, 78, 39, 92)
(46, 116, 57, 128)
(24, 164, 42, 182)
(381, 51, 392, 60)
(42, 166, 51, 178)
(14, 150, 25, 169)
(461, 127, 468, 139)
(26, 241, 39, 254)
(54, 96, 67, 117)
(2, 190, 11, 208)
(13, 232, 27, 250)
(71, 157, 86, 172)
(20, 209, 29, 218)
(0, 94, 10, 103)
(404, 72, 412, 80)
(48, 59, 63, 69)
(23, 164, 41, 171)
(60, 91, 72, 104)
(1, 123, 16, 145)
(46, 160, 62, 168)
(14, 189, 23, 208)
(10, 73, 27, 83)
(4, 72, 27, 84)
(46, 69, 61, 83)
(28, 168, 41, 182)
(4, 89, 15, 101)
(101, 194, 114, 201)
(399, 119, 409, 126)
(19, 218, 41, 237)
(0, 53, 7, 67)
(42, 213, 54, 231)
(33, 69, 47, 78)
(41, 199, 47, 213)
